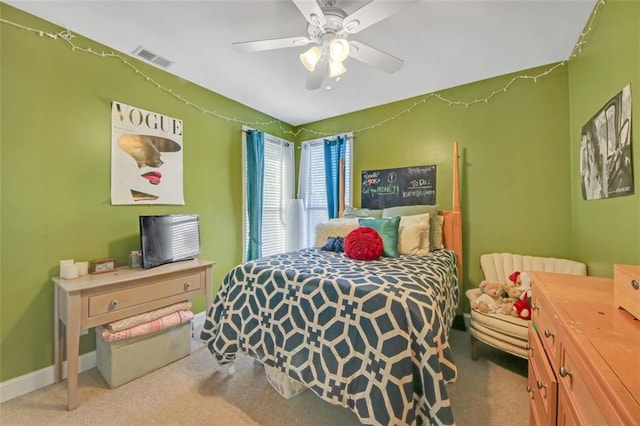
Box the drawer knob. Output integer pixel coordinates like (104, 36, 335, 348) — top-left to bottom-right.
(526, 385, 533, 394)
(536, 380, 547, 390)
(109, 299, 119, 308)
(184, 282, 191, 291)
(531, 302, 539, 311)
(559, 366, 573, 378)
(544, 329, 554, 338)
(632, 279, 639, 290)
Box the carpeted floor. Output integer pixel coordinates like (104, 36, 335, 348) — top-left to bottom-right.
(0, 329, 529, 425)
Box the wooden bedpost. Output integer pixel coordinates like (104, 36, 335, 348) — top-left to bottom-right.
(451, 141, 465, 328)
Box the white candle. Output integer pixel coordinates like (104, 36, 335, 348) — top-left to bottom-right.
(60, 259, 78, 279)
(76, 261, 89, 276)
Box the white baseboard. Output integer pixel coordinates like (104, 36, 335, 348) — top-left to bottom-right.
(0, 311, 207, 404)
(0, 350, 96, 404)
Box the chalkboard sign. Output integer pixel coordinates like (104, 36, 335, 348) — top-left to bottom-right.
(361, 165, 436, 209)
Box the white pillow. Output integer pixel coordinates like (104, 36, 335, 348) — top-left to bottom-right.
(433, 215, 445, 249)
(313, 222, 358, 247)
(399, 214, 430, 255)
(397, 222, 429, 256)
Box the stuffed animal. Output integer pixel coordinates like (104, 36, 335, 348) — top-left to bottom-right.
(472, 280, 505, 313)
(496, 285, 524, 316)
(513, 299, 531, 320)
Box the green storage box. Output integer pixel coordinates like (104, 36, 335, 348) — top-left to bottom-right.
(96, 321, 191, 388)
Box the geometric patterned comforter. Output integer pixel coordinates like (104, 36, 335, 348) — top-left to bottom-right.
(200, 248, 459, 425)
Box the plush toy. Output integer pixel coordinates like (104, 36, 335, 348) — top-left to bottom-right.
(513, 299, 531, 320)
(472, 280, 505, 313)
(496, 285, 524, 316)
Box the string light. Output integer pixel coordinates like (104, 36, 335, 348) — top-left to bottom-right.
(0, 0, 605, 138)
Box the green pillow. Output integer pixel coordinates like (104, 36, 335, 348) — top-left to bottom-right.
(359, 217, 400, 258)
(382, 204, 438, 248)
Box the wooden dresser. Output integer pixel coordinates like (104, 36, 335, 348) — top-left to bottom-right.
(527, 271, 640, 425)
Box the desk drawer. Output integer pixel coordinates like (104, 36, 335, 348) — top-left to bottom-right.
(88, 272, 202, 317)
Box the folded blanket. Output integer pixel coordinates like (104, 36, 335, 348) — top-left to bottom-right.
(104, 301, 192, 332)
(99, 310, 194, 343)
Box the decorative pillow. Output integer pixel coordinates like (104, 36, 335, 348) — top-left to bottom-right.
(342, 206, 383, 219)
(433, 214, 445, 249)
(314, 222, 358, 247)
(359, 216, 400, 258)
(397, 222, 430, 256)
(382, 204, 438, 248)
(399, 213, 430, 255)
(328, 218, 360, 225)
(321, 237, 345, 253)
(344, 227, 383, 260)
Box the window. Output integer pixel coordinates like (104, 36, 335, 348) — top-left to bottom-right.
(242, 128, 294, 259)
(298, 134, 352, 247)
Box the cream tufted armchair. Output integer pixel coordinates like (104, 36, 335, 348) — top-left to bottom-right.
(466, 253, 587, 360)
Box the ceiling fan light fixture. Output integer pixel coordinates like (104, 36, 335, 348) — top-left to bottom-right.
(300, 46, 322, 71)
(329, 38, 350, 62)
(329, 59, 347, 78)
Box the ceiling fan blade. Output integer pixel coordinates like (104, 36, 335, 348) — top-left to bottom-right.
(291, 0, 326, 27)
(305, 56, 327, 90)
(349, 41, 404, 74)
(343, 0, 419, 34)
(233, 36, 311, 53)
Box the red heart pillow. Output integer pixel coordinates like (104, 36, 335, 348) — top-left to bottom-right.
(344, 227, 383, 260)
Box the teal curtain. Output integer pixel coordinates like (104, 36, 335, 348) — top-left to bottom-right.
(323, 135, 346, 219)
(246, 130, 264, 260)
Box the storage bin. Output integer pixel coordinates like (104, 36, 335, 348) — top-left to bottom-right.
(264, 365, 306, 399)
(96, 321, 191, 388)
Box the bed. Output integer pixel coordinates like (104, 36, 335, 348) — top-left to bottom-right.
(201, 142, 463, 425)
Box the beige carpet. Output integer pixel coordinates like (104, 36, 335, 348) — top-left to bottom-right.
(0, 329, 528, 425)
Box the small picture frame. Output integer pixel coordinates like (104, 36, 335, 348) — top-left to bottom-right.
(90, 258, 117, 274)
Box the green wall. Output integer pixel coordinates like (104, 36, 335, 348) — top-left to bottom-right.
(0, 4, 294, 382)
(1, 0, 638, 386)
(568, 0, 640, 276)
(299, 65, 574, 304)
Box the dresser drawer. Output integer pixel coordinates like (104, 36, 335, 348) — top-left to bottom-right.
(88, 272, 202, 317)
(531, 288, 561, 368)
(613, 264, 640, 320)
(558, 341, 608, 425)
(528, 326, 557, 425)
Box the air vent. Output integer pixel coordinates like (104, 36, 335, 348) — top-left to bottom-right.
(132, 46, 174, 69)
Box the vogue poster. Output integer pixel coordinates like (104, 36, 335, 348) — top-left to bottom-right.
(580, 84, 633, 200)
(111, 101, 184, 205)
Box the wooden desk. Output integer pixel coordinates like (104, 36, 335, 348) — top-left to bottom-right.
(53, 259, 214, 410)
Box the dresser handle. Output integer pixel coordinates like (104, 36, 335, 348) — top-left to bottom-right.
(109, 299, 119, 308)
(544, 329, 554, 338)
(632, 280, 639, 290)
(526, 385, 533, 394)
(531, 302, 539, 311)
(559, 366, 573, 378)
(184, 282, 191, 291)
(536, 380, 547, 390)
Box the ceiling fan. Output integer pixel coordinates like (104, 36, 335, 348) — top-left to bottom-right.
(232, 0, 418, 90)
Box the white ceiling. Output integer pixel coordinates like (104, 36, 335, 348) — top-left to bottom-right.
(6, 0, 597, 126)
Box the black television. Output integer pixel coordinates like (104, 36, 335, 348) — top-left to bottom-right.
(139, 214, 201, 269)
